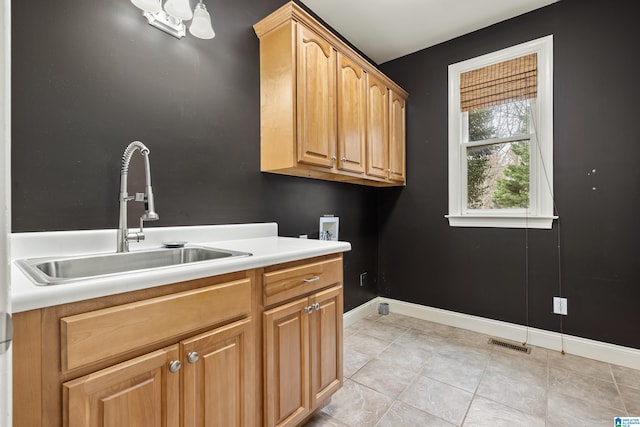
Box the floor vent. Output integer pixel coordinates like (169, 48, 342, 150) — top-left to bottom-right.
(488, 338, 531, 354)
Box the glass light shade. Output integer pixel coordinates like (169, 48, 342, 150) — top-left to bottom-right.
(189, 3, 215, 39)
(131, 0, 162, 13)
(164, 0, 193, 21)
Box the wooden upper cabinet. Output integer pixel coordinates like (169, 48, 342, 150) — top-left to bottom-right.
(254, 2, 407, 187)
(366, 73, 389, 179)
(389, 90, 407, 183)
(297, 25, 337, 169)
(337, 54, 366, 174)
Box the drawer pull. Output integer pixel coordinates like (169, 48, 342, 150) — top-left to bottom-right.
(303, 276, 320, 283)
(304, 306, 314, 314)
(313, 303, 320, 311)
(168, 360, 182, 373)
(187, 351, 200, 364)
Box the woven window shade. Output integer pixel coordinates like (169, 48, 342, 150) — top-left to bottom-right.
(460, 53, 537, 112)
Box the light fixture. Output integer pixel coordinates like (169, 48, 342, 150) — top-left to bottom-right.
(131, 0, 215, 40)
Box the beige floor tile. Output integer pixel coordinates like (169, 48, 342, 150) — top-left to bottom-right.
(433, 337, 492, 366)
(548, 350, 613, 381)
(549, 367, 625, 411)
(394, 328, 451, 353)
(451, 327, 492, 346)
(351, 358, 417, 398)
(486, 351, 548, 388)
(339, 313, 632, 426)
(398, 375, 473, 425)
(463, 395, 545, 427)
(358, 321, 410, 343)
(376, 342, 431, 373)
(421, 352, 486, 392)
(302, 411, 350, 427)
(321, 379, 394, 427)
(376, 401, 455, 427)
(612, 364, 640, 390)
(343, 347, 372, 378)
(408, 319, 457, 338)
(619, 385, 640, 415)
(344, 331, 392, 358)
(476, 364, 547, 418)
(375, 312, 418, 328)
(547, 390, 624, 426)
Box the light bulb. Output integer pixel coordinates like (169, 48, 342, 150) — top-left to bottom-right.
(189, 2, 215, 39)
(131, 0, 162, 13)
(164, 0, 193, 21)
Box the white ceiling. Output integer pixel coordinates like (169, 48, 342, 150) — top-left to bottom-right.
(301, 0, 560, 64)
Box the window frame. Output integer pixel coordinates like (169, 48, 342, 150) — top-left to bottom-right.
(447, 35, 555, 229)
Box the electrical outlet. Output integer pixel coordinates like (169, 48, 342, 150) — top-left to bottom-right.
(359, 272, 368, 287)
(553, 297, 568, 315)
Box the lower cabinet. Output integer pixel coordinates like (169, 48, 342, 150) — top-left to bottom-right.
(181, 319, 253, 427)
(263, 285, 343, 427)
(63, 318, 252, 427)
(12, 254, 345, 427)
(63, 345, 181, 427)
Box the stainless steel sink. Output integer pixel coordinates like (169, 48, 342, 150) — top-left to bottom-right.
(15, 246, 252, 286)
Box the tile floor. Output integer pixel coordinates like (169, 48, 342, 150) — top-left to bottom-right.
(303, 312, 640, 426)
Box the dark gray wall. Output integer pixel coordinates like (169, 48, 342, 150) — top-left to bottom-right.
(13, 0, 640, 350)
(11, 0, 378, 310)
(379, 0, 640, 349)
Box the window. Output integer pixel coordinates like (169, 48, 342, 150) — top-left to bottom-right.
(447, 35, 555, 229)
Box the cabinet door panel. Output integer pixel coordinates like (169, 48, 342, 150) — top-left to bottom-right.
(182, 318, 253, 427)
(389, 90, 406, 183)
(366, 74, 389, 179)
(63, 345, 180, 427)
(297, 24, 336, 169)
(264, 298, 310, 427)
(309, 286, 343, 407)
(337, 54, 366, 174)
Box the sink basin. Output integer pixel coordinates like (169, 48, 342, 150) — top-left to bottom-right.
(15, 246, 252, 286)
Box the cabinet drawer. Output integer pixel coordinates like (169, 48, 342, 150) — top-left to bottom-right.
(264, 257, 341, 307)
(61, 278, 251, 372)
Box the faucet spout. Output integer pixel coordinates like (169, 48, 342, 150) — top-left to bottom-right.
(117, 141, 159, 252)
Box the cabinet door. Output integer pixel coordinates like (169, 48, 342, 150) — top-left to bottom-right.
(309, 286, 343, 408)
(63, 345, 180, 427)
(296, 24, 337, 169)
(337, 54, 366, 174)
(181, 318, 253, 427)
(264, 298, 311, 427)
(366, 74, 389, 179)
(389, 90, 406, 183)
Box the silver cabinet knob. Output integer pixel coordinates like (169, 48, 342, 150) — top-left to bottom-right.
(168, 360, 182, 373)
(187, 351, 200, 364)
(313, 303, 321, 311)
(305, 306, 314, 314)
(330, 156, 337, 161)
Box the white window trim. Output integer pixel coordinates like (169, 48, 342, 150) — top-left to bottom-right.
(447, 35, 556, 229)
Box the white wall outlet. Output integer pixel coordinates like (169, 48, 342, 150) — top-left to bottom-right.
(553, 297, 568, 315)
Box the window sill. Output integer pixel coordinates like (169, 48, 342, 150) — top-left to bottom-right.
(445, 215, 557, 229)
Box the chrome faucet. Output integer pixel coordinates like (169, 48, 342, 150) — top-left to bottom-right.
(117, 141, 159, 252)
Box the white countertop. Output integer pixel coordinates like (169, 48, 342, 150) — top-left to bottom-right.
(10, 223, 351, 313)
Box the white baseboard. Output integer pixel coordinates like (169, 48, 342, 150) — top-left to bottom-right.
(345, 297, 640, 371)
(343, 298, 379, 328)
